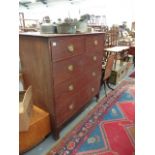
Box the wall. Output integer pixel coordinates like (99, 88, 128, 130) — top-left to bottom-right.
(19, 0, 135, 27)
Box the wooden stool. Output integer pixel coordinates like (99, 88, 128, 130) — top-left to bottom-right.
(19, 105, 51, 154)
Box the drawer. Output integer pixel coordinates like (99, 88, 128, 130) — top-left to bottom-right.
(84, 51, 103, 66)
(50, 36, 85, 61)
(54, 76, 90, 104)
(55, 80, 100, 126)
(83, 63, 102, 82)
(55, 93, 81, 126)
(53, 55, 86, 86)
(77, 79, 100, 107)
(81, 79, 101, 101)
(85, 35, 104, 53)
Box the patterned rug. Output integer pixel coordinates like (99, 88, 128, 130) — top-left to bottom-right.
(47, 80, 135, 155)
(129, 71, 135, 78)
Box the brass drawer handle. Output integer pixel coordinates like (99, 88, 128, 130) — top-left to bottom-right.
(69, 103, 74, 110)
(93, 56, 97, 61)
(67, 44, 74, 53)
(68, 84, 74, 91)
(91, 87, 95, 92)
(94, 40, 98, 46)
(92, 72, 96, 77)
(68, 64, 74, 71)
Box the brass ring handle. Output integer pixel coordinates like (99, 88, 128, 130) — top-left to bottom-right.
(92, 72, 96, 77)
(69, 103, 74, 110)
(68, 65, 74, 71)
(68, 84, 74, 91)
(91, 87, 95, 92)
(67, 44, 74, 53)
(94, 40, 98, 46)
(93, 56, 97, 61)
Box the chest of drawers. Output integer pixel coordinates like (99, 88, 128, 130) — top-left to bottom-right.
(19, 32, 105, 139)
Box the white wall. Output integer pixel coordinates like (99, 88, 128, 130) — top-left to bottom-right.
(19, 0, 135, 27)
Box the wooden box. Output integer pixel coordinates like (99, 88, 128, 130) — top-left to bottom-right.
(109, 62, 128, 85)
(19, 86, 33, 132)
(19, 105, 51, 153)
(128, 54, 134, 63)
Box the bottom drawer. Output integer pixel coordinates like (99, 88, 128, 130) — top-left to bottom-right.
(55, 94, 79, 126)
(55, 79, 100, 127)
(79, 80, 100, 103)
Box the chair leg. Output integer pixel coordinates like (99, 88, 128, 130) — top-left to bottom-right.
(106, 79, 114, 90)
(103, 81, 107, 97)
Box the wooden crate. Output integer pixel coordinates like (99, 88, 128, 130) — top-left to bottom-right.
(109, 62, 128, 85)
(19, 86, 33, 132)
(19, 105, 51, 153)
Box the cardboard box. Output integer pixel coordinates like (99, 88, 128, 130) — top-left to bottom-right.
(19, 86, 33, 132)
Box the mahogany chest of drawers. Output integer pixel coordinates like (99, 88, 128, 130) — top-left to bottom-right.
(19, 32, 105, 139)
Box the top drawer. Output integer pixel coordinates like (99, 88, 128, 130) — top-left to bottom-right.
(50, 36, 85, 62)
(85, 34, 104, 53)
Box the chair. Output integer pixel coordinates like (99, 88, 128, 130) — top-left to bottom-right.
(104, 27, 118, 48)
(100, 26, 129, 97)
(100, 53, 115, 96)
(103, 26, 117, 67)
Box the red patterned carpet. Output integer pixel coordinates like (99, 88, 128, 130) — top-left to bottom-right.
(47, 80, 135, 155)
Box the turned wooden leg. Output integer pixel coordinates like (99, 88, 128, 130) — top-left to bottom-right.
(53, 128, 60, 140)
(95, 92, 100, 100)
